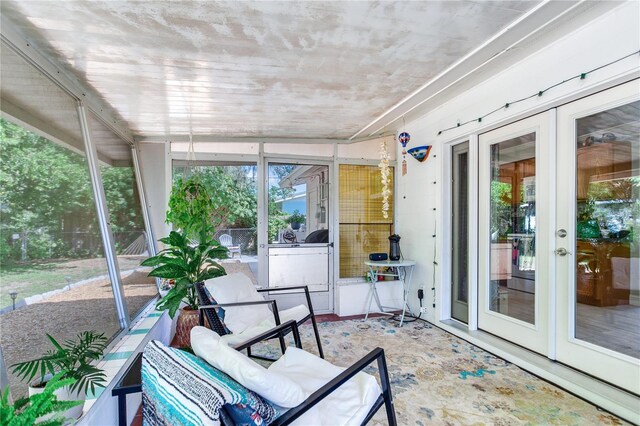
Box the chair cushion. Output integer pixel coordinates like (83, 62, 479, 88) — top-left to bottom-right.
(204, 273, 273, 334)
(217, 304, 310, 347)
(219, 324, 277, 347)
(192, 326, 306, 408)
(279, 304, 311, 324)
(268, 347, 382, 425)
(141, 340, 279, 426)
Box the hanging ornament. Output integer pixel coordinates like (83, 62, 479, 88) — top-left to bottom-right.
(399, 117, 410, 175)
(398, 132, 411, 148)
(408, 145, 432, 162)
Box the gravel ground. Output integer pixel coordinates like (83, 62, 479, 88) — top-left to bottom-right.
(0, 270, 157, 397)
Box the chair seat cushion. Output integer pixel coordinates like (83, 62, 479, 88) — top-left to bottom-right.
(218, 304, 310, 347)
(278, 304, 311, 324)
(268, 347, 382, 425)
(204, 273, 273, 334)
(192, 327, 306, 408)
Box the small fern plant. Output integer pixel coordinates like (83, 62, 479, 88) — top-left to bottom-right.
(0, 373, 83, 426)
(10, 331, 108, 395)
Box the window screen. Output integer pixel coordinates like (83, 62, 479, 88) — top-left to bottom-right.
(339, 165, 394, 278)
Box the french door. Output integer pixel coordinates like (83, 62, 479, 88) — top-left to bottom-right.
(478, 113, 552, 355)
(475, 81, 640, 392)
(555, 80, 640, 393)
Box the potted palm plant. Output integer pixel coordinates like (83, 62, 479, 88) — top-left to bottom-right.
(142, 230, 227, 346)
(10, 331, 108, 420)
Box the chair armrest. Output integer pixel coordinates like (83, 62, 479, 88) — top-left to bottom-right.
(257, 285, 310, 293)
(232, 319, 302, 352)
(198, 300, 277, 309)
(271, 348, 391, 426)
(257, 286, 315, 316)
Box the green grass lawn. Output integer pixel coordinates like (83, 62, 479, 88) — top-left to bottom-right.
(0, 256, 146, 309)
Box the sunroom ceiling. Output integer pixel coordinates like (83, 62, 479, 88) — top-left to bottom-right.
(0, 0, 543, 141)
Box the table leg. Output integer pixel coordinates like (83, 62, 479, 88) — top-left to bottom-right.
(399, 265, 414, 327)
(371, 281, 385, 313)
(364, 282, 374, 320)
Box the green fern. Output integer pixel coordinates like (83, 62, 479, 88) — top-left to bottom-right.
(10, 332, 108, 395)
(1, 373, 83, 426)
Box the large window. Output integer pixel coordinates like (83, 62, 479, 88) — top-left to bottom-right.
(102, 163, 157, 319)
(339, 164, 394, 278)
(173, 163, 259, 281)
(0, 118, 122, 396)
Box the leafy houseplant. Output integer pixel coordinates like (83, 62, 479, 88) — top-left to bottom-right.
(287, 210, 306, 230)
(142, 231, 228, 318)
(11, 332, 107, 396)
(1, 373, 83, 426)
(166, 177, 216, 242)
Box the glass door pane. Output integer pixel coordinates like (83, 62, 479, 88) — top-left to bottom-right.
(451, 142, 469, 323)
(489, 132, 536, 324)
(574, 100, 640, 359)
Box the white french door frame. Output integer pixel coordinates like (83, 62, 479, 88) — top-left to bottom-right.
(440, 136, 478, 329)
(477, 111, 553, 356)
(555, 80, 640, 394)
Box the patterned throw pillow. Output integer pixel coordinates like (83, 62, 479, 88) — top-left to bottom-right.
(142, 340, 279, 426)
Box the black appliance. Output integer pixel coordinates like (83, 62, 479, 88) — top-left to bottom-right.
(388, 234, 401, 261)
(369, 253, 388, 261)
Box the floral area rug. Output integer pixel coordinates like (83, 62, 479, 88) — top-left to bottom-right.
(253, 317, 628, 425)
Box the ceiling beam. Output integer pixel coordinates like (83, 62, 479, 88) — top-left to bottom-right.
(349, 0, 584, 139)
(0, 15, 135, 145)
(136, 135, 349, 144)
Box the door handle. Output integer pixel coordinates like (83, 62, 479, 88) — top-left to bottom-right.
(554, 248, 571, 256)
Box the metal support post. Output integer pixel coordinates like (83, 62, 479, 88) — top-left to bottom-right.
(76, 102, 129, 328)
(131, 143, 157, 257)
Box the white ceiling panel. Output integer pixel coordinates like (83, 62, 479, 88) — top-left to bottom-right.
(0, 1, 542, 140)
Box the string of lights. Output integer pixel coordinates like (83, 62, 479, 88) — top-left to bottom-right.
(437, 50, 640, 136)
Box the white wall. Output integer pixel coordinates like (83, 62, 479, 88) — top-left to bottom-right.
(394, 1, 640, 321)
(138, 142, 170, 242)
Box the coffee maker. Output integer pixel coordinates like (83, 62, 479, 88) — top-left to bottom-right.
(388, 234, 401, 261)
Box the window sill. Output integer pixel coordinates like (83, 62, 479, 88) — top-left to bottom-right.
(79, 300, 169, 423)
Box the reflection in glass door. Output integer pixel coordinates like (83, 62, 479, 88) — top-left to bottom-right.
(489, 132, 536, 324)
(556, 81, 640, 393)
(478, 113, 551, 355)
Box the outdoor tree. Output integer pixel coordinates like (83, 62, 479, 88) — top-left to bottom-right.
(0, 118, 145, 262)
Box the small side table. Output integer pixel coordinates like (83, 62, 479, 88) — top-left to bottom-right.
(364, 259, 416, 326)
(112, 352, 143, 426)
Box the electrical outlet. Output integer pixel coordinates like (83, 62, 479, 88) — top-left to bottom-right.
(420, 307, 428, 313)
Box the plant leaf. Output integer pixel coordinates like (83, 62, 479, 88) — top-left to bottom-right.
(148, 265, 188, 279)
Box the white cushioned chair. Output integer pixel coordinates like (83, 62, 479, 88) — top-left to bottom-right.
(188, 322, 397, 425)
(195, 272, 324, 360)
